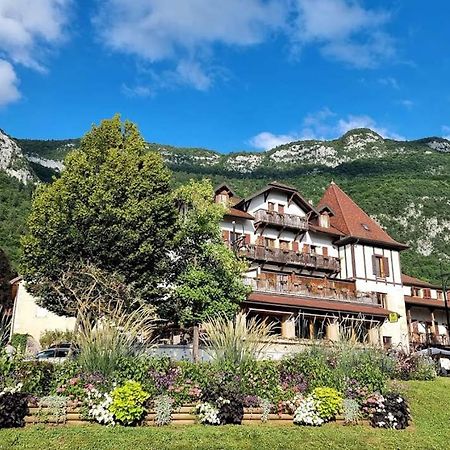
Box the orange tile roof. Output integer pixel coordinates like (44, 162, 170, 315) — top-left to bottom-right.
(225, 208, 254, 220)
(401, 274, 440, 289)
(404, 295, 446, 309)
(246, 292, 391, 317)
(318, 182, 407, 249)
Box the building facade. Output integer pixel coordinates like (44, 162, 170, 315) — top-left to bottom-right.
(402, 274, 450, 349)
(216, 181, 413, 350)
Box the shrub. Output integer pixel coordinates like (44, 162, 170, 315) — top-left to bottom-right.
(154, 394, 173, 426)
(202, 313, 275, 365)
(13, 361, 54, 396)
(109, 380, 149, 425)
(293, 396, 324, 426)
(11, 334, 28, 352)
(368, 393, 411, 430)
(311, 387, 342, 421)
(392, 352, 437, 381)
(37, 396, 67, 424)
(40, 330, 74, 349)
(196, 402, 221, 425)
(342, 398, 360, 424)
(0, 384, 28, 428)
(75, 301, 155, 378)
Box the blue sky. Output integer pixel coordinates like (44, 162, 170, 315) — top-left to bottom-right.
(0, 0, 450, 152)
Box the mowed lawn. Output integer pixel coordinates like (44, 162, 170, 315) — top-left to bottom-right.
(1, 378, 449, 450)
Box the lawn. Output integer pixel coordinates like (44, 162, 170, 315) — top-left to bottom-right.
(1, 378, 449, 450)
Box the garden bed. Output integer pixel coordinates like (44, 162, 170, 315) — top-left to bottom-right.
(24, 404, 368, 426)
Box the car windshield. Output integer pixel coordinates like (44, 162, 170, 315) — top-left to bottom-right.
(37, 350, 55, 358)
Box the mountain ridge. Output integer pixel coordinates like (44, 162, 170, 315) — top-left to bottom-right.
(0, 127, 448, 283)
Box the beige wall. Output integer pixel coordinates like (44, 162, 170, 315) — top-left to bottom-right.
(11, 281, 76, 349)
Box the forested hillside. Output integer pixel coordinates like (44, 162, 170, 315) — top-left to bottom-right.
(2, 128, 449, 283)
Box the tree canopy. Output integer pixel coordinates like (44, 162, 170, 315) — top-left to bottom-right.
(21, 116, 176, 316)
(170, 179, 248, 327)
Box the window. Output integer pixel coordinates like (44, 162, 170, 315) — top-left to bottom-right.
(423, 288, 431, 298)
(383, 336, 392, 349)
(361, 223, 370, 231)
(278, 204, 285, 214)
(297, 316, 326, 340)
(322, 247, 329, 257)
(437, 290, 443, 300)
(303, 244, 310, 254)
(372, 255, 390, 278)
(310, 245, 318, 254)
(215, 193, 228, 204)
(264, 237, 275, 248)
(268, 202, 275, 212)
(412, 287, 421, 297)
(376, 292, 387, 308)
(319, 213, 330, 228)
(279, 240, 289, 251)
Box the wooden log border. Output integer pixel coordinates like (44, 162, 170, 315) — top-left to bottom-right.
(25, 404, 363, 426)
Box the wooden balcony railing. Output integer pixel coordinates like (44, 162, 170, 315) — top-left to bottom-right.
(254, 209, 309, 231)
(244, 277, 380, 306)
(240, 245, 340, 272)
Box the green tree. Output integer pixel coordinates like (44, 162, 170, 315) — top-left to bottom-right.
(171, 179, 248, 327)
(21, 116, 176, 316)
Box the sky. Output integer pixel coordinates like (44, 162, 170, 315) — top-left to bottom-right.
(0, 0, 450, 152)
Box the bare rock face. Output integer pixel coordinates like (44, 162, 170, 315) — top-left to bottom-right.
(426, 139, 450, 153)
(0, 130, 34, 183)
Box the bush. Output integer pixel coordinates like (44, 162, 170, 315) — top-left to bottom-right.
(342, 398, 360, 424)
(109, 381, 149, 425)
(11, 334, 28, 352)
(13, 361, 54, 396)
(0, 385, 29, 428)
(293, 396, 324, 426)
(392, 352, 437, 381)
(40, 330, 74, 349)
(368, 393, 411, 430)
(311, 387, 342, 421)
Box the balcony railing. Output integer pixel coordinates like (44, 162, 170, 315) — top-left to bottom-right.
(254, 209, 309, 231)
(240, 245, 340, 272)
(244, 277, 380, 306)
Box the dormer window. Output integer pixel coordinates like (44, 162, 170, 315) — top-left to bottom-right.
(215, 192, 229, 204)
(319, 212, 330, 228)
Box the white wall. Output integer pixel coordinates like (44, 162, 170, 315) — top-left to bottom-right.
(11, 282, 76, 348)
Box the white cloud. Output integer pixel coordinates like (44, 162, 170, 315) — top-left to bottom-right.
(249, 131, 300, 151)
(94, 0, 285, 90)
(0, 59, 20, 106)
(121, 83, 153, 98)
(398, 99, 414, 109)
(378, 76, 399, 89)
(442, 126, 450, 140)
(0, 0, 71, 105)
(0, 0, 71, 70)
(249, 108, 404, 150)
(289, 0, 394, 68)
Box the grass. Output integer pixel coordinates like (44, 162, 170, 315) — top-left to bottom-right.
(1, 378, 449, 450)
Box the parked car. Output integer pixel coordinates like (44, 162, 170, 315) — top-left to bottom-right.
(34, 346, 77, 363)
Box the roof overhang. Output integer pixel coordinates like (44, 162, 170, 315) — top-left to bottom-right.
(333, 235, 409, 251)
(246, 292, 391, 317)
(404, 296, 447, 309)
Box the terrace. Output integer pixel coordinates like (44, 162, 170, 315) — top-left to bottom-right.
(240, 244, 341, 273)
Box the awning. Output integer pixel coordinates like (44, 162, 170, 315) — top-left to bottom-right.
(246, 292, 391, 317)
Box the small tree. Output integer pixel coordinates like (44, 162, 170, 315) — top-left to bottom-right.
(21, 116, 176, 316)
(170, 180, 248, 327)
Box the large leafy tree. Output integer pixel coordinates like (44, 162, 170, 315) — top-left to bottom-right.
(170, 179, 248, 327)
(21, 116, 176, 315)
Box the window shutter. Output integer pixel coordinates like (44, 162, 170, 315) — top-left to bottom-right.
(222, 230, 230, 242)
(292, 241, 299, 252)
(303, 244, 310, 254)
(256, 235, 263, 246)
(372, 255, 378, 276)
(244, 234, 250, 245)
(383, 257, 390, 277)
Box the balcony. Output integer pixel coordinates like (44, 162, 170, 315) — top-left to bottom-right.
(244, 276, 380, 306)
(240, 245, 340, 273)
(254, 209, 309, 231)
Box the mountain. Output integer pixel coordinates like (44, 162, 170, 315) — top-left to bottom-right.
(1, 128, 449, 283)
